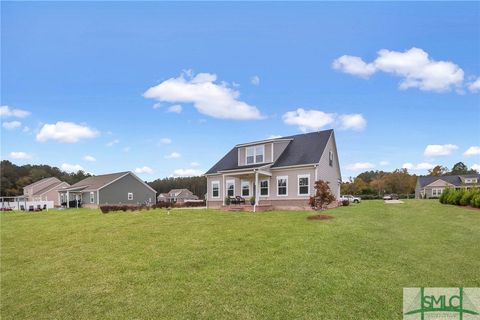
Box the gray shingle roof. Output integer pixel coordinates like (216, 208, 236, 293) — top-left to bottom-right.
(34, 181, 69, 195)
(61, 172, 129, 191)
(417, 174, 480, 188)
(205, 129, 333, 174)
(24, 177, 60, 189)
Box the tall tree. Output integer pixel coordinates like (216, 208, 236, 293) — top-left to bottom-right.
(449, 162, 469, 175)
(428, 165, 449, 176)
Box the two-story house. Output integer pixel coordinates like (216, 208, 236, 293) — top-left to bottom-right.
(205, 129, 341, 211)
(415, 174, 480, 198)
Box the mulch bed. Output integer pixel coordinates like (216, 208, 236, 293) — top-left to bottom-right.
(307, 214, 334, 220)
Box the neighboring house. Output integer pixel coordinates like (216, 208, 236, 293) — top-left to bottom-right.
(157, 189, 199, 203)
(415, 174, 480, 198)
(205, 129, 341, 211)
(58, 171, 157, 208)
(23, 177, 70, 207)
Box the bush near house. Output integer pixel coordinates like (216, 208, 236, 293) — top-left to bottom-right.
(439, 188, 480, 208)
(100, 201, 206, 213)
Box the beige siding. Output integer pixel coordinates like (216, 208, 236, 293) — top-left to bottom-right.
(269, 167, 316, 200)
(237, 143, 272, 166)
(238, 148, 246, 166)
(315, 133, 341, 199)
(40, 182, 69, 206)
(206, 174, 223, 202)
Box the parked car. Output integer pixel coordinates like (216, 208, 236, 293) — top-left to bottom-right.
(383, 194, 399, 200)
(340, 195, 361, 203)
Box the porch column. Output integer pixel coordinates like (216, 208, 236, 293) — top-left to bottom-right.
(66, 191, 70, 208)
(222, 174, 225, 205)
(254, 171, 259, 212)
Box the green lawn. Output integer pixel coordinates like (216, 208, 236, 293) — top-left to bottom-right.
(1, 200, 479, 319)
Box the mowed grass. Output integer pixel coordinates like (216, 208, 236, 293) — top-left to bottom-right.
(1, 200, 479, 319)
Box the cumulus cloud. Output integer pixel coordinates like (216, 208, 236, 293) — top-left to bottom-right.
(402, 162, 436, 170)
(379, 160, 389, 166)
(61, 163, 85, 173)
(338, 114, 367, 131)
(83, 155, 96, 162)
(345, 162, 375, 171)
(134, 166, 154, 174)
(106, 139, 120, 147)
(472, 164, 480, 171)
(268, 135, 282, 139)
(167, 105, 183, 113)
(251, 75, 260, 86)
(171, 168, 203, 177)
(333, 47, 465, 92)
(468, 78, 480, 92)
(143, 71, 263, 120)
(152, 103, 162, 109)
(282, 108, 366, 132)
(464, 146, 480, 156)
(2, 121, 22, 130)
(9, 151, 32, 159)
(165, 152, 181, 159)
(424, 144, 458, 157)
(36, 121, 99, 143)
(0, 105, 30, 118)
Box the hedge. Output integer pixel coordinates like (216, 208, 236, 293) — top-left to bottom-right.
(439, 188, 480, 208)
(99, 201, 206, 213)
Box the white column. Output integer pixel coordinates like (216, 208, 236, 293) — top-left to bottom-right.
(254, 171, 259, 212)
(66, 191, 70, 208)
(222, 174, 225, 205)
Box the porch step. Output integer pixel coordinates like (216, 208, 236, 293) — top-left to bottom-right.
(225, 206, 245, 212)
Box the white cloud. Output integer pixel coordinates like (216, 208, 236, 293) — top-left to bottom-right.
(61, 163, 84, 173)
(159, 138, 172, 145)
(333, 47, 465, 92)
(106, 139, 120, 147)
(123, 146, 131, 153)
(424, 144, 458, 157)
(338, 114, 367, 131)
(268, 134, 282, 139)
(332, 55, 376, 78)
(83, 155, 96, 162)
(379, 160, 389, 166)
(9, 151, 32, 159)
(152, 103, 162, 109)
(472, 164, 480, 171)
(190, 162, 200, 167)
(402, 162, 436, 170)
(464, 146, 480, 156)
(134, 166, 154, 174)
(143, 71, 263, 120)
(251, 75, 260, 86)
(171, 168, 203, 177)
(282, 108, 335, 132)
(345, 162, 375, 171)
(282, 108, 367, 132)
(36, 121, 99, 143)
(467, 77, 480, 92)
(2, 121, 22, 130)
(167, 104, 183, 113)
(165, 152, 181, 159)
(0, 106, 30, 118)
(23, 126, 30, 132)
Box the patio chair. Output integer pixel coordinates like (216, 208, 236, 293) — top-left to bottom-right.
(236, 196, 246, 205)
(229, 196, 238, 205)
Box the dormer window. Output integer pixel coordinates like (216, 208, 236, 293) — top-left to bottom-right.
(246, 145, 265, 164)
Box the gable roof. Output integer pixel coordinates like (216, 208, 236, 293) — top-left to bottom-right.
(35, 181, 70, 196)
(205, 129, 333, 174)
(24, 177, 60, 189)
(417, 174, 480, 188)
(61, 172, 130, 191)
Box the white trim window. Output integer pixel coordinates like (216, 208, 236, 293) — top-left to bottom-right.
(277, 176, 288, 196)
(212, 181, 220, 198)
(432, 188, 443, 197)
(298, 174, 310, 196)
(226, 180, 235, 197)
(128, 192, 133, 200)
(329, 150, 333, 167)
(246, 145, 265, 165)
(260, 179, 269, 197)
(241, 180, 250, 197)
(90, 192, 94, 203)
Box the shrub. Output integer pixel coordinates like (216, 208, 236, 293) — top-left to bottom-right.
(471, 193, 480, 208)
(439, 189, 450, 204)
(309, 180, 335, 210)
(460, 189, 477, 206)
(341, 199, 350, 206)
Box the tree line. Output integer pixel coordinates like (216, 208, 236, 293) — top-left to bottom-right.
(341, 162, 478, 197)
(148, 176, 207, 199)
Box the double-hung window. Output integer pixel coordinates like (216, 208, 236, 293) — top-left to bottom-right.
(260, 180, 269, 196)
(90, 192, 95, 203)
(246, 147, 255, 164)
(329, 150, 333, 166)
(277, 176, 288, 196)
(241, 180, 250, 197)
(298, 174, 310, 195)
(246, 145, 265, 164)
(226, 180, 235, 197)
(128, 192, 133, 200)
(432, 188, 443, 197)
(212, 181, 220, 198)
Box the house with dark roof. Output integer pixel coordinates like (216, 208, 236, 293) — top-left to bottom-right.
(157, 189, 199, 203)
(23, 177, 70, 207)
(58, 171, 156, 208)
(205, 129, 341, 211)
(415, 174, 480, 198)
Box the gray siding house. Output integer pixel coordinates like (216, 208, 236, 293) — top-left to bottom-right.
(415, 174, 480, 198)
(205, 129, 341, 211)
(23, 177, 70, 207)
(58, 171, 156, 208)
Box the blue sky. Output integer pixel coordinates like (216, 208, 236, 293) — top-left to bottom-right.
(1, 2, 479, 180)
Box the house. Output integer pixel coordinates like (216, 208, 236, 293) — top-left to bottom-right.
(23, 177, 70, 207)
(415, 174, 480, 198)
(157, 189, 199, 203)
(58, 171, 157, 208)
(205, 129, 341, 211)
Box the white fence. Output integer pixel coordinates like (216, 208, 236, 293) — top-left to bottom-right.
(1, 200, 54, 211)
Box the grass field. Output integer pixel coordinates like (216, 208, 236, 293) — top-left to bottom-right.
(1, 200, 479, 319)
